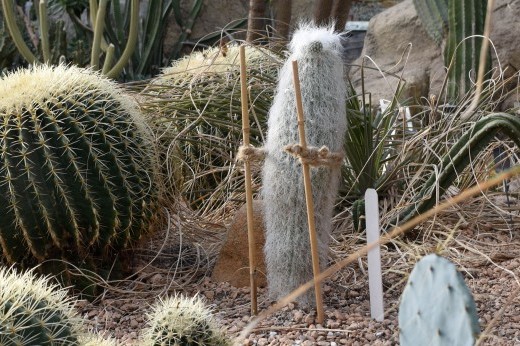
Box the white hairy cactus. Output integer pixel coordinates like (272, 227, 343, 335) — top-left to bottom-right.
(261, 24, 347, 306)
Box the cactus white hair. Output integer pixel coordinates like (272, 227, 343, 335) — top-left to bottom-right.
(261, 23, 347, 306)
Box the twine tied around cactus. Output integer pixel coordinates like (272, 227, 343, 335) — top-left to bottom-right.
(236, 145, 266, 163)
(284, 144, 344, 167)
(236, 144, 343, 167)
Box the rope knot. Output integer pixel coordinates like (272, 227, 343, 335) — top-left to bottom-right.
(284, 144, 344, 167)
(236, 145, 266, 163)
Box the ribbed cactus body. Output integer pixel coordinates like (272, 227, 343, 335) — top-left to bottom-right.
(143, 44, 281, 211)
(0, 65, 158, 268)
(0, 266, 82, 345)
(399, 254, 480, 345)
(413, 0, 448, 45)
(141, 294, 230, 346)
(261, 24, 347, 305)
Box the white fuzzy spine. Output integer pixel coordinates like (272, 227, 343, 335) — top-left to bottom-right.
(262, 24, 347, 306)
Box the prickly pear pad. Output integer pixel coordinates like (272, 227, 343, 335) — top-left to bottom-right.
(399, 254, 480, 346)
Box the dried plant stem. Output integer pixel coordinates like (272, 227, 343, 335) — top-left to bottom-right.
(237, 166, 520, 341)
(461, 0, 495, 121)
(240, 45, 258, 316)
(292, 60, 324, 324)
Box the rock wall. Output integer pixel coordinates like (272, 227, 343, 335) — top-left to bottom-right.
(347, 0, 520, 107)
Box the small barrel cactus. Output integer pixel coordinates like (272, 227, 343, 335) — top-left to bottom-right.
(0, 64, 159, 279)
(141, 294, 230, 346)
(261, 24, 347, 306)
(0, 266, 83, 345)
(399, 254, 480, 345)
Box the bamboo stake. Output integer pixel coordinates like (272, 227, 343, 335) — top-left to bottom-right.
(240, 45, 258, 315)
(291, 59, 325, 324)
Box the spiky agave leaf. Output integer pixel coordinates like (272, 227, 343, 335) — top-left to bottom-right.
(0, 266, 83, 345)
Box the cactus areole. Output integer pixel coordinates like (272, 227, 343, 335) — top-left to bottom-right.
(0, 64, 158, 267)
(261, 24, 347, 306)
(399, 254, 480, 346)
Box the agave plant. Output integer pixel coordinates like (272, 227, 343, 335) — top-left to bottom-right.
(345, 54, 518, 233)
(389, 112, 520, 228)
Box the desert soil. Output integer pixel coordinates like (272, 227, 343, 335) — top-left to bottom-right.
(77, 220, 520, 345)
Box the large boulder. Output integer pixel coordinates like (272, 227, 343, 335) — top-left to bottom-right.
(211, 200, 267, 288)
(348, 0, 520, 106)
(347, 0, 444, 104)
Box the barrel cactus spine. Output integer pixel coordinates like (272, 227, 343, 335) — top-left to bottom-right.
(0, 64, 160, 277)
(141, 293, 231, 346)
(399, 254, 480, 345)
(0, 266, 83, 345)
(79, 333, 117, 346)
(261, 24, 347, 306)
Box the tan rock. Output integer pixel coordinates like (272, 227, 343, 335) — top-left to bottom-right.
(348, 0, 520, 108)
(211, 200, 267, 288)
(348, 0, 444, 104)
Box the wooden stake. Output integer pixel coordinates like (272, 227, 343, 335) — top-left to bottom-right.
(240, 45, 258, 315)
(291, 59, 325, 324)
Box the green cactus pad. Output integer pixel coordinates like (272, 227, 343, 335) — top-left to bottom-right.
(141, 294, 231, 346)
(0, 266, 83, 345)
(399, 254, 480, 346)
(0, 64, 159, 274)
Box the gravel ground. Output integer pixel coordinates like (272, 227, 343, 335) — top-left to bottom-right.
(77, 224, 520, 345)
